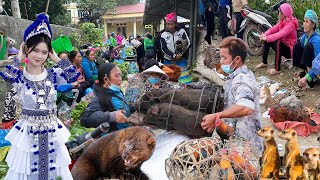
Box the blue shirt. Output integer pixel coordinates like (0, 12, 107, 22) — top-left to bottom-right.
(219, 0, 232, 7)
(300, 32, 320, 59)
(107, 89, 131, 130)
(307, 53, 320, 79)
(81, 57, 98, 79)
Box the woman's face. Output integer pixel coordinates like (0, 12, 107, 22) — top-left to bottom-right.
(27, 42, 49, 67)
(107, 66, 122, 86)
(73, 52, 82, 65)
(58, 53, 68, 59)
(88, 51, 95, 61)
(278, 10, 285, 20)
(303, 18, 315, 33)
(148, 72, 161, 79)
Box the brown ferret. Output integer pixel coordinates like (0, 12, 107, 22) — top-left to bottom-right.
(258, 126, 280, 180)
(71, 126, 155, 180)
(302, 148, 320, 180)
(277, 129, 303, 180)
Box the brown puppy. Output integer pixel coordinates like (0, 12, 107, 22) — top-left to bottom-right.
(71, 126, 155, 180)
(278, 129, 303, 180)
(302, 148, 320, 180)
(258, 126, 280, 180)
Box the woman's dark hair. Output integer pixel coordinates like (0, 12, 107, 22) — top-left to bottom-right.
(85, 50, 93, 57)
(69, 50, 79, 62)
(219, 36, 248, 63)
(25, 34, 52, 54)
(144, 58, 159, 70)
(58, 52, 68, 59)
(94, 63, 117, 111)
(147, 34, 152, 39)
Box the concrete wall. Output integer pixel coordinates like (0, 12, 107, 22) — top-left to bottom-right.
(0, 15, 82, 46)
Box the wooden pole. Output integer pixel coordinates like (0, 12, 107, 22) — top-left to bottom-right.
(45, 0, 50, 14)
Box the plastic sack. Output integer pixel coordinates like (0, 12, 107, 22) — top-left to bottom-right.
(0, 130, 10, 148)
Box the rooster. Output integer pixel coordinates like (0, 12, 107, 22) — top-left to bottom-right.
(271, 106, 317, 126)
(264, 86, 317, 126)
(218, 149, 235, 180)
(162, 64, 182, 82)
(215, 116, 234, 142)
(228, 151, 258, 180)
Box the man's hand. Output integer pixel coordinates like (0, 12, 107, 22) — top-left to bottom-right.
(201, 113, 219, 133)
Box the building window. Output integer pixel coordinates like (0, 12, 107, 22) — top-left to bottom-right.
(117, 27, 127, 36)
(78, 10, 85, 18)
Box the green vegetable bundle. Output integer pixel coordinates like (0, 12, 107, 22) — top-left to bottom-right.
(69, 95, 95, 141)
(114, 61, 130, 80)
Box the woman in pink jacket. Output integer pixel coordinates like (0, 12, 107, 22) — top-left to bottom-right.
(256, 3, 299, 75)
(116, 32, 123, 45)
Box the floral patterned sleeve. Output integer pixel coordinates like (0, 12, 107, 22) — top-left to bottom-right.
(0, 56, 22, 84)
(55, 58, 80, 83)
(47, 58, 80, 88)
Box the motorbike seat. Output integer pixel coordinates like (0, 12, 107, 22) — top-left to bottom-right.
(251, 9, 273, 22)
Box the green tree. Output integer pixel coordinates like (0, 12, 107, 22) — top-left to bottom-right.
(116, 0, 140, 6)
(2, 0, 70, 25)
(78, 0, 116, 23)
(80, 22, 104, 44)
(249, 0, 319, 25)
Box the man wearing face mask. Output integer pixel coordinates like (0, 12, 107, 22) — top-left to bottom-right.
(201, 37, 263, 155)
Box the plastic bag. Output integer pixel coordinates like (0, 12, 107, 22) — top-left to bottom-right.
(0, 130, 10, 148)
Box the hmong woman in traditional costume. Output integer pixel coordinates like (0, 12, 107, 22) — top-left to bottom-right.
(2, 13, 79, 180)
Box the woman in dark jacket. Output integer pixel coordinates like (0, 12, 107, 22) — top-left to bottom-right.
(80, 63, 133, 131)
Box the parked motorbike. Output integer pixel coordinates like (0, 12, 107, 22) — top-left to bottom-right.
(239, 0, 287, 56)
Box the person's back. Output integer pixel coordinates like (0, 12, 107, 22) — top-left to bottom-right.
(110, 36, 117, 47)
(144, 35, 154, 51)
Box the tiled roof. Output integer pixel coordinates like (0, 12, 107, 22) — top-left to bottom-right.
(113, 3, 145, 14)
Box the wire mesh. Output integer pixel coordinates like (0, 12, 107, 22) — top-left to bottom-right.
(165, 136, 222, 180)
(165, 136, 260, 180)
(137, 85, 224, 137)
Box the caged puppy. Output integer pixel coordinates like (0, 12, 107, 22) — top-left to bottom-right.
(302, 148, 320, 180)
